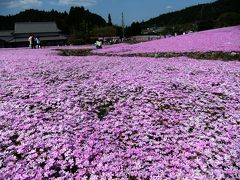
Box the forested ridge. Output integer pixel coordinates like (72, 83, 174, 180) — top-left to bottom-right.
(0, 0, 239, 40)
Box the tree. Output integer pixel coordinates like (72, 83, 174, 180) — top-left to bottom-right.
(91, 26, 116, 37)
(197, 19, 215, 31)
(216, 12, 240, 27)
(108, 13, 112, 26)
(140, 0, 240, 30)
(125, 22, 142, 37)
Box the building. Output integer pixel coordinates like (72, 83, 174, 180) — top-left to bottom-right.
(128, 35, 162, 43)
(0, 22, 67, 48)
(0, 31, 13, 48)
(97, 36, 121, 44)
(142, 27, 166, 35)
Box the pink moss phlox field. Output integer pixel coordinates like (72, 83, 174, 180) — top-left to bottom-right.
(93, 26, 240, 54)
(0, 48, 240, 179)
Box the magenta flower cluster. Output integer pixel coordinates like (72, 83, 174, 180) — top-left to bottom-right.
(0, 25, 240, 179)
(93, 26, 240, 54)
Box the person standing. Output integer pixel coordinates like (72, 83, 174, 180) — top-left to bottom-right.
(32, 34, 36, 48)
(95, 40, 102, 49)
(28, 35, 33, 48)
(35, 36, 41, 48)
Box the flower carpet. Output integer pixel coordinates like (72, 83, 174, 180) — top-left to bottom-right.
(0, 26, 240, 179)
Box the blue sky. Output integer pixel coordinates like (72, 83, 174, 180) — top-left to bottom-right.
(0, 0, 215, 25)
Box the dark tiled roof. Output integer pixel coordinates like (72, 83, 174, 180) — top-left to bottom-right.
(14, 22, 61, 34)
(0, 31, 13, 41)
(0, 30, 13, 36)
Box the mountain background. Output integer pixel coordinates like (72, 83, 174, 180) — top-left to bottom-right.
(0, 0, 239, 43)
(140, 0, 240, 34)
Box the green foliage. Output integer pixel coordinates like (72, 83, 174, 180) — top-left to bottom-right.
(0, 9, 69, 33)
(125, 22, 142, 37)
(197, 19, 216, 31)
(0, 7, 108, 44)
(108, 14, 113, 26)
(0, 7, 107, 35)
(170, 23, 198, 35)
(68, 31, 95, 45)
(115, 26, 124, 38)
(67, 6, 106, 34)
(141, 0, 240, 33)
(216, 12, 240, 27)
(91, 26, 117, 37)
(68, 31, 84, 45)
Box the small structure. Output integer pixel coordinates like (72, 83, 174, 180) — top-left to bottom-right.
(0, 31, 13, 48)
(142, 27, 166, 35)
(0, 22, 67, 48)
(97, 36, 121, 45)
(128, 35, 161, 43)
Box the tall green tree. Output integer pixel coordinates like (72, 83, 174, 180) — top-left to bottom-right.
(125, 22, 142, 37)
(108, 13, 112, 26)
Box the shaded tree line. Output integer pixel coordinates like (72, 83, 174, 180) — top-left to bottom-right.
(0, 0, 239, 43)
(0, 7, 118, 44)
(141, 0, 240, 34)
(109, 0, 240, 38)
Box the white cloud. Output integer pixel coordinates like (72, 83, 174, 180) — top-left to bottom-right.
(166, 5, 173, 10)
(58, 0, 97, 6)
(4, 0, 42, 9)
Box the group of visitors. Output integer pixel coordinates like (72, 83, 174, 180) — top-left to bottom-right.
(28, 34, 41, 48)
(95, 40, 102, 49)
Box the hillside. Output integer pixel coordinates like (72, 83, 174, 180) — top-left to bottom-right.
(0, 37, 239, 179)
(93, 26, 240, 54)
(141, 0, 240, 32)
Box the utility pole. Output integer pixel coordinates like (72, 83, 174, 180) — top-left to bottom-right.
(121, 12, 125, 39)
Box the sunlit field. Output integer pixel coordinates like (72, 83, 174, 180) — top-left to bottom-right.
(0, 26, 239, 179)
